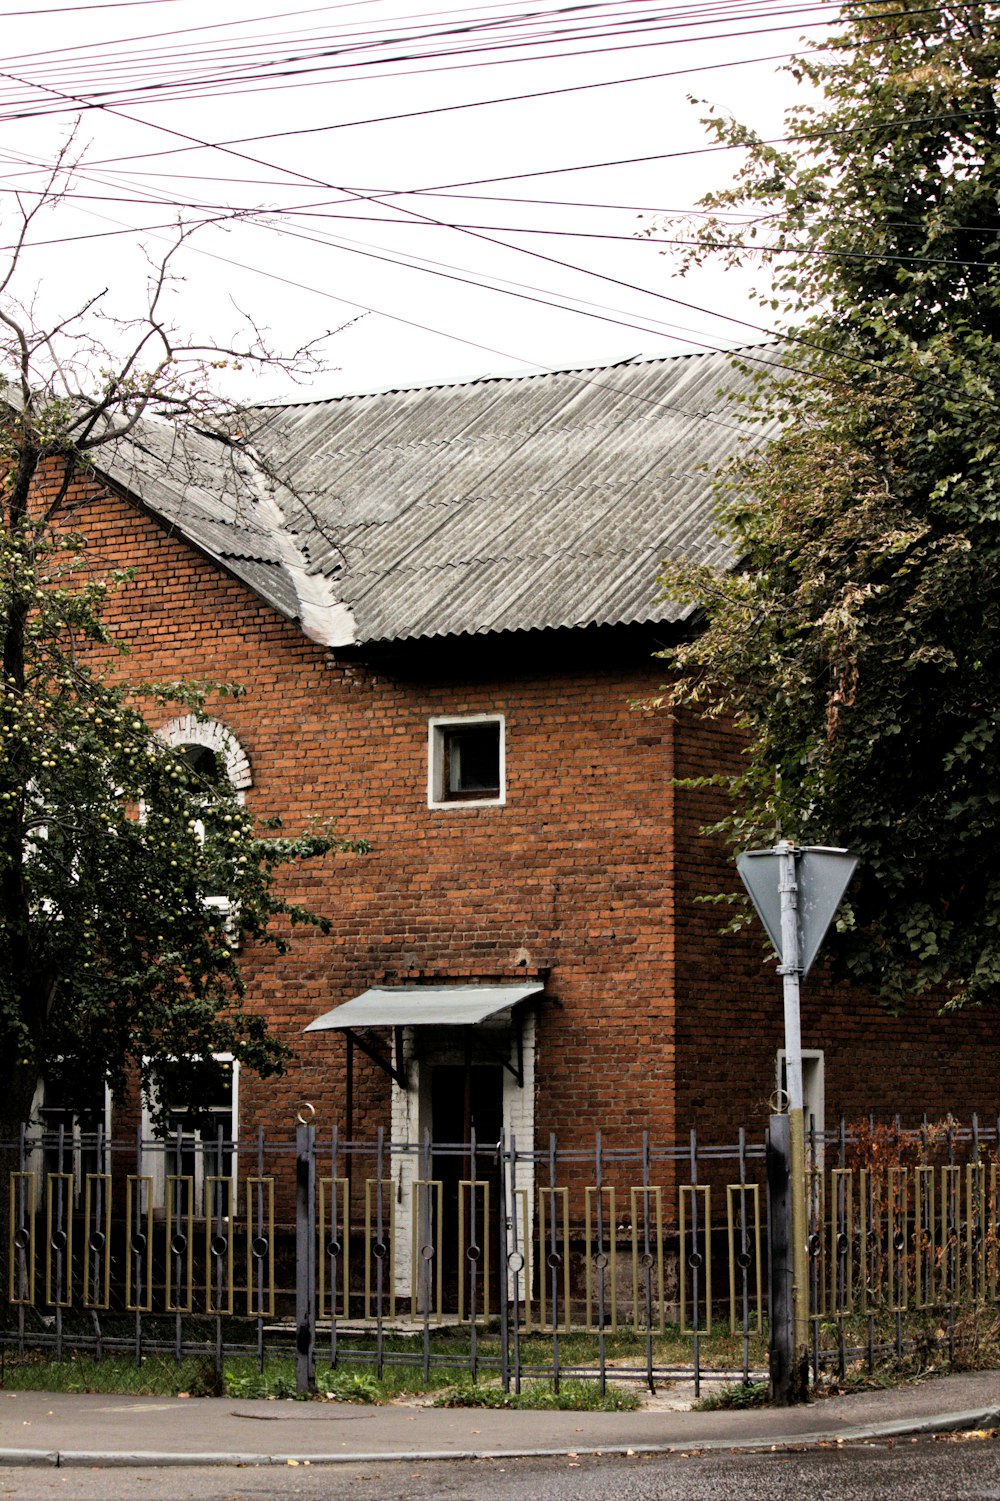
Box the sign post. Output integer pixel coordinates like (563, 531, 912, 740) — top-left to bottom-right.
(737, 840, 858, 1401)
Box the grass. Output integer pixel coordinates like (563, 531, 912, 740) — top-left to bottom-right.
(8, 1310, 993, 1408)
(0, 1319, 766, 1404)
(0, 1353, 641, 1409)
(433, 1378, 641, 1411)
(0, 1351, 227, 1397)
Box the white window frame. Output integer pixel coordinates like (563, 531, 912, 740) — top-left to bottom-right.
(427, 714, 506, 809)
(157, 717, 252, 940)
(28, 1074, 112, 1205)
(141, 1053, 240, 1214)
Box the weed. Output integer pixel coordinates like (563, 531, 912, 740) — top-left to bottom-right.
(433, 1379, 640, 1411)
(693, 1379, 769, 1411)
(317, 1370, 384, 1404)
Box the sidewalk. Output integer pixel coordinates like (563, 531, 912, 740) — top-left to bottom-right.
(0, 1369, 996, 1468)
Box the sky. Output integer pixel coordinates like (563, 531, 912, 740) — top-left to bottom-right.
(0, 0, 836, 401)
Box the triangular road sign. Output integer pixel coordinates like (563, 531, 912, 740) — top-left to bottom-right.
(737, 846, 858, 977)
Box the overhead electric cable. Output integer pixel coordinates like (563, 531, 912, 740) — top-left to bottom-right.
(0, 57, 984, 400)
(0, 0, 901, 119)
(78, 47, 799, 171)
(10, 170, 993, 271)
(0, 0, 184, 11)
(0, 5, 987, 411)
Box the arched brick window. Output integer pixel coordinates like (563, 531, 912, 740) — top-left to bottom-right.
(158, 715, 252, 798)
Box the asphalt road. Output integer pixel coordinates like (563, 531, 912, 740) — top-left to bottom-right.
(0, 1434, 997, 1501)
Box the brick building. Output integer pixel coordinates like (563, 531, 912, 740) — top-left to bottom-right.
(54, 343, 998, 1181)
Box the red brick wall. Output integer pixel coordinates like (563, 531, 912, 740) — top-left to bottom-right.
(45, 470, 1000, 1154)
(64, 477, 681, 1150)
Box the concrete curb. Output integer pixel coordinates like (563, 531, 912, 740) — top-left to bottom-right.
(1, 1405, 997, 1468)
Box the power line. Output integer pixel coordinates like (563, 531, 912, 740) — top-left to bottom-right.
(12, 175, 995, 271)
(0, 0, 943, 121)
(4, 55, 996, 403)
(5, 185, 773, 440)
(78, 47, 801, 173)
(0, 0, 183, 11)
(3, 0, 842, 71)
(0, 172, 759, 351)
(1, 7, 991, 412)
(0, 2, 862, 118)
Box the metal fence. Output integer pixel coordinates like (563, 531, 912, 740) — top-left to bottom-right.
(804, 1114, 1000, 1381)
(1, 1113, 997, 1395)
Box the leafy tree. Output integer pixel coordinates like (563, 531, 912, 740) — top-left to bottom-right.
(658, 3, 1000, 1007)
(0, 144, 361, 1131)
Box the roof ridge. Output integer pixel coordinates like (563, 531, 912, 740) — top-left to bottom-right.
(252, 340, 772, 412)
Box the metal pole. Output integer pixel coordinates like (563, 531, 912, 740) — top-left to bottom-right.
(777, 840, 809, 1400)
(295, 1121, 316, 1396)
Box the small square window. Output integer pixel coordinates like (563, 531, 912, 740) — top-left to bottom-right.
(428, 715, 505, 808)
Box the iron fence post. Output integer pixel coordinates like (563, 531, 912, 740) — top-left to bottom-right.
(296, 1120, 316, 1396)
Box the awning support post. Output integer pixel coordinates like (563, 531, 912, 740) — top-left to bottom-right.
(346, 1032, 354, 1141)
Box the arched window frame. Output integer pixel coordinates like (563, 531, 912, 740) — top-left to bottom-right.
(157, 716, 252, 939)
(158, 715, 252, 801)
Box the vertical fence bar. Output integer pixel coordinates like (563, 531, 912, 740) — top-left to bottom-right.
(548, 1132, 560, 1393)
(498, 1130, 510, 1395)
(83, 1168, 112, 1314)
(507, 1132, 524, 1394)
(165, 1171, 194, 1333)
(168, 1126, 186, 1362)
(806, 1113, 822, 1381)
(830, 1165, 853, 1382)
(595, 1132, 607, 1394)
(373, 1127, 388, 1381)
(944, 1119, 958, 1364)
(862, 1165, 876, 1372)
(915, 1159, 935, 1310)
(248, 1126, 274, 1372)
(13, 1125, 28, 1354)
(833, 1117, 850, 1381)
(464, 1127, 481, 1382)
(642, 1130, 657, 1392)
(295, 1119, 316, 1396)
(46, 1127, 70, 1361)
(989, 1157, 999, 1304)
(727, 1127, 762, 1384)
(889, 1164, 907, 1360)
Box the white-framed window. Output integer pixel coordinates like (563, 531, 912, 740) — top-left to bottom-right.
(30, 1072, 111, 1203)
(142, 1054, 239, 1215)
(428, 714, 506, 809)
(777, 1048, 826, 1165)
(157, 717, 252, 938)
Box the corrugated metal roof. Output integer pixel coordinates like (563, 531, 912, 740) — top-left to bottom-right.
(97, 345, 781, 647)
(304, 983, 544, 1031)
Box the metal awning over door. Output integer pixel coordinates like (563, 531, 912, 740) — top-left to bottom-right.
(305, 983, 543, 1033)
(304, 982, 544, 1097)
